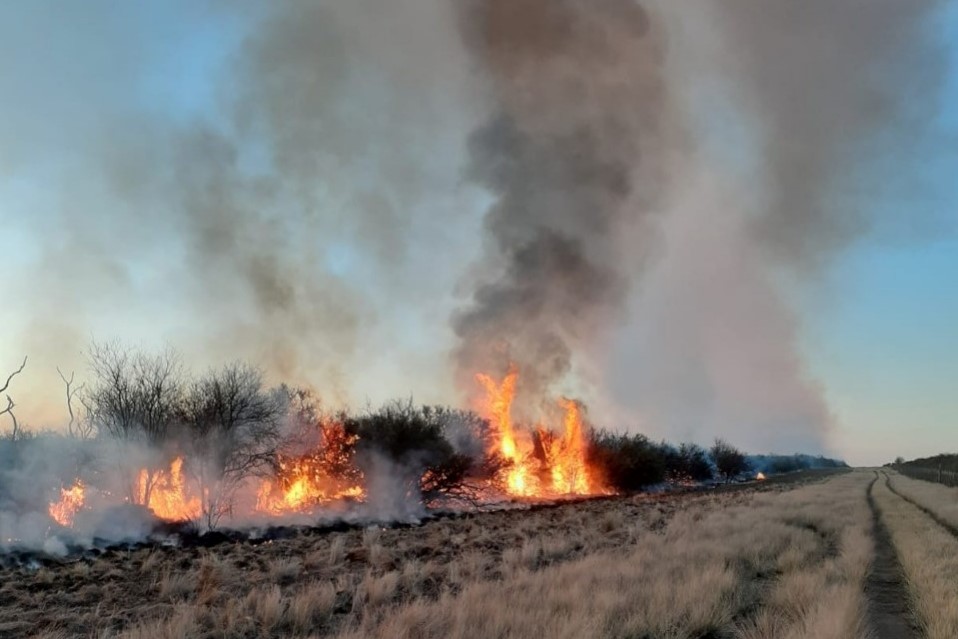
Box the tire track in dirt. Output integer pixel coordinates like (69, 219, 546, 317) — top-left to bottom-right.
(884, 472, 958, 540)
(866, 472, 919, 639)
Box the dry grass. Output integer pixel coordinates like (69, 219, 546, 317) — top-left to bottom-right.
(0, 470, 865, 639)
(886, 471, 958, 529)
(873, 472, 958, 639)
(332, 472, 873, 639)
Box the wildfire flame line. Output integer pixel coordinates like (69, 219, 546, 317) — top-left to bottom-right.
(48, 368, 606, 531)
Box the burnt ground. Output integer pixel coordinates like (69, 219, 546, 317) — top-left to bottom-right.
(865, 472, 920, 639)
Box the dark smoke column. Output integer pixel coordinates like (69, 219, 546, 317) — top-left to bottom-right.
(452, 0, 671, 407)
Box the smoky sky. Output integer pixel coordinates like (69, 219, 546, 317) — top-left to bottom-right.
(452, 0, 673, 412)
(707, 0, 949, 268)
(1, 0, 952, 454)
(450, 0, 949, 450)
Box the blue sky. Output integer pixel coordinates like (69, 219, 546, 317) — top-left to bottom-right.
(0, 2, 956, 466)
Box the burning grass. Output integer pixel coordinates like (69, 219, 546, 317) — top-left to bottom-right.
(0, 470, 866, 639)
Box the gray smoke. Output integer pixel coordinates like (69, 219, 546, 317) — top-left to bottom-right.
(2, 0, 950, 455)
(452, 0, 949, 449)
(706, 0, 948, 268)
(5, 0, 477, 419)
(452, 0, 674, 410)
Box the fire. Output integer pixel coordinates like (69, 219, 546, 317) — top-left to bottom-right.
(476, 366, 541, 495)
(756, 472, 767, 481)
(256, 460, 364, 514)
(476, 366, 519, 461)
(256, 422, 365, 514)
(547, 399, 593, 494)
(136, 457, 201, 521)
(49, 481, 86, 527)
(476, 367, 602, 497)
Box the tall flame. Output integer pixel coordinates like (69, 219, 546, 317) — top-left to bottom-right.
(476, 366, 540, 496)
(136, 457, 201, 522)
(548, 399, 593, 494)
(476, 368, 601, 497)
(49, 481, 86, 527)
(476, 366, 519, 460)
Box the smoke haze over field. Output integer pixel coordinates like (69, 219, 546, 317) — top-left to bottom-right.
(0, 0, 955, 461)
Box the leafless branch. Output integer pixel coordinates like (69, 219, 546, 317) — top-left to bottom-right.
(0, 356, 26, 395)
(0, 394, 20, 441)
(58, 367, 87, 438)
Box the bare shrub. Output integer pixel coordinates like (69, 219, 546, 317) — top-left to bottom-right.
(86, 341, 185, 445)
(181, 362, 285, 528)
(0, 356, 26, 441)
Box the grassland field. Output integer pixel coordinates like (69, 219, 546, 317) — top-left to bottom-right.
(5, 468, 958, 639)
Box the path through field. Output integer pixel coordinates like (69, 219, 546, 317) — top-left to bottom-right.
(865, 473, 919, 639)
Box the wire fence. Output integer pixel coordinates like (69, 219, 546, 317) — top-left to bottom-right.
(896, 461, 958, 488)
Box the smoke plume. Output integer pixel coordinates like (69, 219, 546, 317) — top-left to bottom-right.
(704, 0, 948, 268)
(1, 0, 950, 455)
(452, 0, 948, 449)
(452, 0, 673, 411)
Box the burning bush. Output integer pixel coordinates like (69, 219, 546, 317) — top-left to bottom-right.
(4, 343, 833, 554)
(255, 410, 364, 515)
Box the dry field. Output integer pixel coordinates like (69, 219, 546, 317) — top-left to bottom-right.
(5, 468, 946, 639)
(871, 471, 958, 639)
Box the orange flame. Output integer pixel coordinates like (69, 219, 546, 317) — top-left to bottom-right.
(256, 422, 365, 514)
(476, 366, 542, 496)
(476, 368, 602, 497)
(49, 481, 86, 527)
(547, 399, 593, 494)
(756, 472, 767, 481)
(476, 366, 519, 461)
(136, 457, 201, 522)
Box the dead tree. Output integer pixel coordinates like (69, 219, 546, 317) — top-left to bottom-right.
(58, 367, 92, 439)
(0, 357, 26, 440)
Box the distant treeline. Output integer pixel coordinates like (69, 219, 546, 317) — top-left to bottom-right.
(747, 454, 849, 475)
